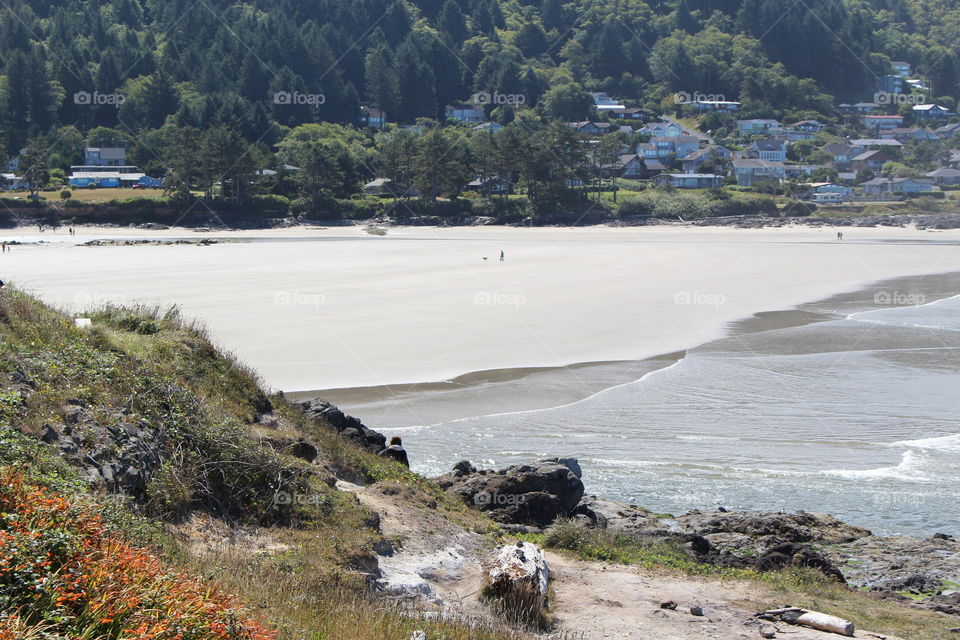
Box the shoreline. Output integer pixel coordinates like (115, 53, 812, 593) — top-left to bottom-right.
(292, 270, 960, 428)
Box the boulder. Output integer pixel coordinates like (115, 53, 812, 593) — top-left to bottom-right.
(299, 399, 386, 453)
(436, 460, 584, 528)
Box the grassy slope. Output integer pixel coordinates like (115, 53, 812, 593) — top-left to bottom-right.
(0, 289, 511, 640)
(0, 289, 956, 639)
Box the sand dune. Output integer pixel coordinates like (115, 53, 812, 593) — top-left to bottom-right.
(2, 224, 960, 391)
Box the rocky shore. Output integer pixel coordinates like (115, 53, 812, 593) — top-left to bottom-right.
(435, 457, 960, 615)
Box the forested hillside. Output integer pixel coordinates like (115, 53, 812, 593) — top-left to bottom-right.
(1, 0, 960, 222)
(2, 0, 959, 151)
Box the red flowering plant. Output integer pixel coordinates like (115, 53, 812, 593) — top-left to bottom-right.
(0, 470, 276, 639)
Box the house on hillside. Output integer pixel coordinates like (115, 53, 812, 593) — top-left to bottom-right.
(639, 121, 683, 138)
(851, 149, 894, 171)
(358, 106, 387, 129)
(824, 143, 856, 169)
(883, 127, 939, 142)
(876, 74, 903, 95)
(840, 102, 881, 114)
(445, 103, 485, 123)
(892, 61, 911, 76)
(736, 119, 782, 134)
(466, 176, 511, 195)
(925, 167, 960, 185)
(790, 120, 827, 133)
(590, 92, 624, 111)
(682, 145, 732, 173)
(732, 159, 786, 186)
(859, 177, 936, 194)
(913, 104, 955, 120)
(608, 107, 653, 121)
(472, 122, 503, 133)
(747, 140, 787, 162)
(690, 100, 740, 113)
(85, 147, 126, 166)
(784, 164, 829, 180)
(569, 121, 613, 136)
(642, 136, 700, 160)
(862, 114, 904, 132)
(653, 173, 724, 189)
(935, 123, 960, 139)
(849, 139, 903, 152)
(616, 154, 647, 179)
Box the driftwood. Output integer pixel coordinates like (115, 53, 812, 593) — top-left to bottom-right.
(483, 541, 550, 626)
(758, 607, 855, 637)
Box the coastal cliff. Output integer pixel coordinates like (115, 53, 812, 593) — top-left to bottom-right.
(0, 289, 957, 639)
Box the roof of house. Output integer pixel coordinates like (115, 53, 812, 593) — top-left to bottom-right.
(645, 161, 667, 171)
(863, 114, 904, 120)
(791, 120, 825, 127)
(926, 168, 960, 177)
(732, 159, 786, 168)
(852, 150, 891, 161)
(684, 145, 728, 161)
(824, 143, 853, 153)
(751, 140, 785, 151)
(850, 139, 903, 147)
(662, 173, 722, 179)
(86, 147, 126, 159)
(913, 104, 953, 111)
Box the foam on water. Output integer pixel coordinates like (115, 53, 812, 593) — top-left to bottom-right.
(889, 433, 960, 453)
(848, 293, 960, 332)
(821, 450, 934, 483)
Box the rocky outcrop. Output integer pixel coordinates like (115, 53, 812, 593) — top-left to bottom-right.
(298, 399, 386, 453)
(672, 509, 872, 553)
(436, 459, 584, 529)
(572, 495, 663, 533)
(38, 402, 165, 496)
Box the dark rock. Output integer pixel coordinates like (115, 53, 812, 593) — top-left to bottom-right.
(40, 424, 60, 443)
(690, 606, 704, 616)
(757, 543, 845, 583)
(660, 601, 677, 610)
(452, 460, 476, 475)
(435, 459, 584, 528)
(540, 457, 582, 478)
(290, 440, 318, 463)
(934, 533, 956, 541)
(299, 399, 387, 453)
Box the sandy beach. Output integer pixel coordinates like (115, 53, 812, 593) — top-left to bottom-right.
(2, 223, 960, 391)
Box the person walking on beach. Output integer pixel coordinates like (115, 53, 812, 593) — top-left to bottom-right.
(1, 243, 6, 253)
(378, 436, 410, 468)
(500, 250, 505, 262)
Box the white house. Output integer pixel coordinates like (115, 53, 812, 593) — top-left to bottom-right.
(737, 119, 782, 134)
(445, 103, 485, 123)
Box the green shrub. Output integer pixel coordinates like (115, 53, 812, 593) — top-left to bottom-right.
(248, 193, 290, 212)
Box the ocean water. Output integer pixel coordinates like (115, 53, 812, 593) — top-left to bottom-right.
(330, 274, 960, 537)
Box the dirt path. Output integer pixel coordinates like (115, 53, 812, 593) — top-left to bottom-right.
(352, 483, 903, 639)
